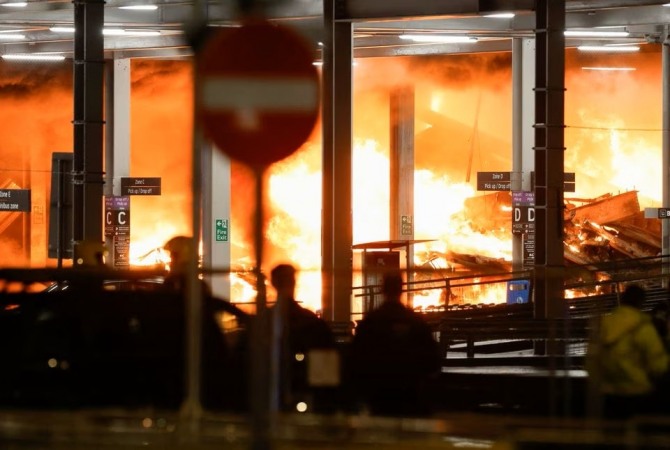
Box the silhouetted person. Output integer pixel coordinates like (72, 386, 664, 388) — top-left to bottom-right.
(162, 235, 247, 411)
(587, 284, 669, 419)
(270, 263, 337, 413)
(349, 272, 441, 417)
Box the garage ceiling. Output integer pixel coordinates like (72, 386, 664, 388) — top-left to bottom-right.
(0, 0, 668, 58)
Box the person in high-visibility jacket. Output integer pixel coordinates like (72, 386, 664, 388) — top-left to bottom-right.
(587, 284, 669, 419)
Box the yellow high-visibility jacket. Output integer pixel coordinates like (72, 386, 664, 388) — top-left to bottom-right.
(587, 305, 669, 396)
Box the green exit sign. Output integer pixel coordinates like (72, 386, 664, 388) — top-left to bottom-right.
(215, 219, 229, 242)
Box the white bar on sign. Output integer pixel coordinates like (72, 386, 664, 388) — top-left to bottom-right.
(201, 77, 318, 112)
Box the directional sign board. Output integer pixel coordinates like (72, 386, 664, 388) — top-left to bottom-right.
(121, 177, 161, 196)
(512, 191, 535, 235)
(105, 196, 130, 268)
(477, 172, 510, 191)
(197, 19, 320, 169)
(0, 189, 30, 212)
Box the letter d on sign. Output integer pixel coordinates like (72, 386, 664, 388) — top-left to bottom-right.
(514, 208, 521, 222)
(528, 207, 535, 222)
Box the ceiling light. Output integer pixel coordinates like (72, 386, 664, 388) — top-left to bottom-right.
(483, 12, 515, 19)
(1, 2, 27, 6)
(2, 53, 66, 61)
(577, 45, 640, 52)
(103, 28, 125, 36)
(125, 30, 160, 36)
(0, 34, 24, 40)
(50, 26, 74, 33)
(565, 30, 630, 38)
(399, 34, 477, 43)
(103, 28, 160, 36)
(118, 5, 158, 10)
(582, 67, 636, 71)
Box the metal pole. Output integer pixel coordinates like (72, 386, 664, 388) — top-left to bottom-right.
(512, 38, 523, 270)
(72, 0, 105, 243)
(250, 168, 273, 450)
(322, 0, 353, 323)
(662, 30, 670, 267)
(181, 0, 209, 429)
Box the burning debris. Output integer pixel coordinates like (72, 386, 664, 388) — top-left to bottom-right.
(460, 189, 660, 269)
(564, 190, 660, 265)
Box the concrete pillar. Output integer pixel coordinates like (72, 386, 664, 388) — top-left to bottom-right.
(389, 85, 415, 305)
(104, 58, 131, 268)
(201, 144, 231, 298)
(512, 38, 536, 270)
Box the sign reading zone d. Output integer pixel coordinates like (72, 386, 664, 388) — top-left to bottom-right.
(197, 19, 320, 169)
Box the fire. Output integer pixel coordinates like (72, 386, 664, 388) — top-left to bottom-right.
(0, 46, 664, 314)
(609, 129, 661, 204)
(264, 134, 513, 311)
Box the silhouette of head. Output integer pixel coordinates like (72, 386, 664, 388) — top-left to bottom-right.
(271, 264, 297, 301)
(382, 272, 403, 302)
(621, 284, 646, 309)
(164, 236, 193, 272)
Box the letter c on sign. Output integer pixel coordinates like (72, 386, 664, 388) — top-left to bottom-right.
(118, 211, 127, 225)
(106, 211, 112, 225)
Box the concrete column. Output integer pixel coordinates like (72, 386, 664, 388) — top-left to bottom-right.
(389, 86, 415, 305)
(201, 144, 231, 298)
(104, 58, 131, 267)
(108, 58, 131, 197)
(512, 38, 536, 270)
(390, 85, 415, 242)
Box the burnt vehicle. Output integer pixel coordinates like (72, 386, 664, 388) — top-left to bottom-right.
(0, 268, 250, 411)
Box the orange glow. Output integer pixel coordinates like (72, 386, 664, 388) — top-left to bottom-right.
(0, 45, 663, 312)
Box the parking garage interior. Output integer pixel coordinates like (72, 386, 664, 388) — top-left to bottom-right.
(1, 0, 670, 448)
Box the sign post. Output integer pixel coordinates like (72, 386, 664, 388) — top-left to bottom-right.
(104, 196, 130, 268)
(197, 18, 320, 444)
(512, 191, 535, 268)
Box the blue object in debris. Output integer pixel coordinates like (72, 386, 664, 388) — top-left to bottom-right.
(506, 280, 530, 304)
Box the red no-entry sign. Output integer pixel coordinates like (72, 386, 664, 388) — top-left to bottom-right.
(197, 19, 320, 169)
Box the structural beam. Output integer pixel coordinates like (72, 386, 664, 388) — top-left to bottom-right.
(533, 0, 565, 320)
(72, 0, 105, 245)
(322, 0, 353, 323)
(338, 0, 535, 21)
